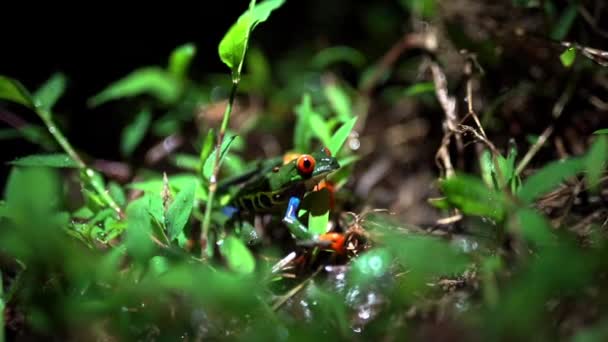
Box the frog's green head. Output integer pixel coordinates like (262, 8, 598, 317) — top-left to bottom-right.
(270, 147, 340, 191)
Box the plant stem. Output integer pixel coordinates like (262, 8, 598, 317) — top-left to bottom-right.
(38, 110, 123, 218)
(201, 80, 239, 255)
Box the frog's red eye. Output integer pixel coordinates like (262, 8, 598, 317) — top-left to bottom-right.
(296, 154, 316, 177)
(323, 147, 332, 157)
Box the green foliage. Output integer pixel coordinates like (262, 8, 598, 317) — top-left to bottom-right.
(168, 43, 197, 80)
(88, 67, 182, 107)
(550, 4, 578, 40)
(218, 0, 286, 81)
(165, 180, 196, 241)
(303, 188, 331, 236)
(312, 46, 366, 69)
(517, 157, 584, 204)
(560, 47, 577, 67)
(329, 116, 357, 156)
(33, 72, 66, 111)
(220, 235, 256, 274)
(8, 153, 79, 168)
(0, 75, 35, 109)
(439, 173, 507, 221)
(121, 108, 151, 157)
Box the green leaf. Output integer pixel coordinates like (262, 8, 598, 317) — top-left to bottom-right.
(121, 109, 151, 157)
(33, 72, 66, 111)
(518, 157, 584, 204)
(308, 113, 332, 147)
(128, 174, 207, 200)
(513, 208, 555, 247)
(594, 129, 608, 135)
(9, 153, 78, 168)
(244, 47, 271, 92)
(108, 181, 127, 207)
(403, 82, 435, 97)
(203, 134, 237, 181)
(480, 149, 495, 189)
(585, 135, 608, 192)
(293, 94, 315, 152)
(168, 43, 197, 80)
(220, 235, 256, 274)
(328, 116, 357, 156)
(440, 173, 507, 221)
(0, 75, 35, 109)
(125, 195, 156, 262)
(149, 256, 170, 276)
(324, 84, 353, 121)
(218, 0, 286, 80)
(560, 48, 577, 68)
(199, 129, 215, 170)
(306, 188, 331, 236)
(311, 46, 366, 69)
(550, 4, 577, 40)
(165, 180, 196, 241)
(88, 67, 181, 107)
(171, 153, 200, 171)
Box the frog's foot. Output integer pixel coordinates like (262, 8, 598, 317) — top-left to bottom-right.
(282, 197, 314, 240)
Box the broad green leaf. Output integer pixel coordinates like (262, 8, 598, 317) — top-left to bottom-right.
(5, 167, 61, 220)
(88, 67, 181, 107)
(203, 134, 237, 181)
(308, 113, 332, 147)
(125, 195, 156, 262)
(171, 153, 199, 171)
(440, 173, 507, 221)
(33, 72, 66, 111)
(9, 153, 78, 168)
(311, 46, 366, 69)
(513, 208, 555, 247)
(560, 48, 576, 68)
(518, 158, 584, 204)
(550, 4, 577, 40)
(585, 135, 608, 191)
(220, 235, 256, 274)
(218, 0, 286, 80)
(165, 180, 196, 240)
(328, 116, 357, 156)
(403, 82, 435, 97)
(306, 188, 331, 236)
(168, 43, 196, 80)
(594, 128, 608, 135)
(324, 84, 352, 121)
(293, 94, 315, 152)
(108, 181, 127, 207)
(0, 75, 35, 109)
(121, 109, 151, 157)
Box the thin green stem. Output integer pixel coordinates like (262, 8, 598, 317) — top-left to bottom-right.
(0, 271, 4, 342)
(201, 81, 239, 255)
(37, 110, 123, 218)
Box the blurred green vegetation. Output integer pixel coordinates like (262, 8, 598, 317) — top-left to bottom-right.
(2, 0, 608, 340)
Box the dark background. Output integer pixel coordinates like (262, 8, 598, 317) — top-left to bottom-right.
(0, 0, 402, 184)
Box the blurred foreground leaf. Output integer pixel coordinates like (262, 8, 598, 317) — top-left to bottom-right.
(168, 43, 197, 80)
(220, 235, 256, 274)
(9, 153, 78, 168)
(88, 67, 181, 106)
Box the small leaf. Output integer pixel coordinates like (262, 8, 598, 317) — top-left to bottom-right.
(293, 94, 315, 152)
(108, 181, 127, 207)
(403, 82, 435, 97)
(121, 109, 151, 157)
(440, 173, 507, 221)
(550, 4, 578, 40)
(203, 134, 237, 181)
(218, 0, 286, 80)
(9, 153, 78, 168)
(171, 153, 200, 171)
(88, 67, 181, 107)
(594, 129, 608, 135)
(306, 188, 331, 236)
(328, 116, 357, 156)
(220, 235, 256, 274)
(518, 158, 584, 204)
(560, 48, 577, 68)
(513, 208, 555, 247)
(480, 149, 495, 189)
(324, 84, 353, 121)
(311, 46, 366, 69)
(199, 129, 215, 170)
(308, 113, 332, 147)
(165, 180, 196, 241)
(0, 75, 35, 109)
(33, 72, 66, 111)
(168, 43, 196, 80)
(585, 135, 608, 192)
(125, 195, 156, 262)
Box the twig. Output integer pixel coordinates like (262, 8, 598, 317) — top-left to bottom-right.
(515, 125, 554, 176)
(272, 266, 323, 311)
